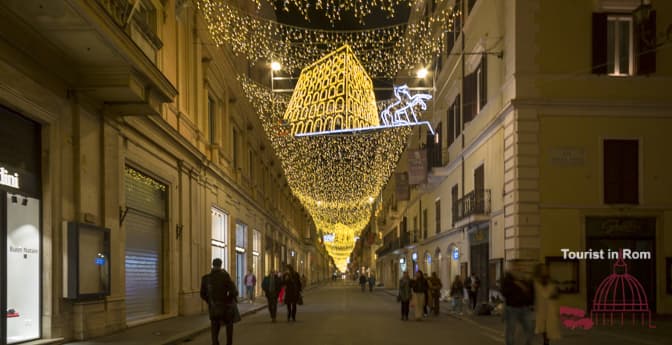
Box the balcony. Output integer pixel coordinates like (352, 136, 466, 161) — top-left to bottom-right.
(452, 189, 491, 226)
(0, 0, 176, 116)
(375, 238, 400, 257)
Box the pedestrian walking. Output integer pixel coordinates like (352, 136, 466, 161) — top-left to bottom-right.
(368, 273, 376, 292)
(398, 271, 412, 321)
(534, 264, 561, 345)
(261, 269, 281, 322)
(359, 273, 367, 292)
(501, 261, 534, 345)
(465, 272, 480, 311)
(450, 275, 464, 314)
(200, 258, 239, 345)
(410, 270, 428, 321)
(282, 264, 302, 322)
(244, 268, 256, 303)
(427, 272, 442, 315)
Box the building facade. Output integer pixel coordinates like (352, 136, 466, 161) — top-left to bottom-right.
(376, 0, 672, 315)
(0, 1, 331, 343)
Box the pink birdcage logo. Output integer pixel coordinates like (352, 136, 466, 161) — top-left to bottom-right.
(590, 249, 655, 328)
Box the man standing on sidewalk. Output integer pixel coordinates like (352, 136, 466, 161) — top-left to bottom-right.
(262, 269, 281, 322)
(501, 261, 534, 345)
(465, 272, 480, 311)
(201, 258, 239, 345)
(244, 268, 256, 303)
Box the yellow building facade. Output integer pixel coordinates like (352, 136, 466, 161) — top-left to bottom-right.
(376, 0, 672, 315)
(0, 0, 330, 343)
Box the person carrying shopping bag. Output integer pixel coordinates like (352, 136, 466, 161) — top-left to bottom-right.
(410, 270, 428, 321)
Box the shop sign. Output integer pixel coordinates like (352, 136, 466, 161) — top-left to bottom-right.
(452, 247, 460, 260)
(0, 166, 20, 189)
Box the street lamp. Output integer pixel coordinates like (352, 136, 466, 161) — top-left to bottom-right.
(416, 67, 428, 78)
(271, 61, 282, 71)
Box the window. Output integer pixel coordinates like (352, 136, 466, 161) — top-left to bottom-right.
(236, 223, 247, 249)
(211, 208, 229, 270)
(422, 208, 428, 239)
(607, 16, 634, 76)
(248, 149, 254, 180)
(592, 10, 656, 75)
(413, 216, 418, 242)
(208, 97, 216, 145)
(435, 199, 441, 234)
(447, 94, 461, 146)
(465, 54, 487, 122)
(232, 128, 239, 169)
(477, 54, 487, 111)
(604, 140, 638, 204)
(451, 185, 459, 225)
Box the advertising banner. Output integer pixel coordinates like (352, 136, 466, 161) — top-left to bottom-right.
(395, 172, 410, 201)
(408, 149, 427, 185)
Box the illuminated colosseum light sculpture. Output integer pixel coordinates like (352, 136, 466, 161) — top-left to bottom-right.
(239, 45, 432, 271)
(591, 250, 655, 328)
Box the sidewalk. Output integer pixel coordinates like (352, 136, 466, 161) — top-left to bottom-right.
(64, 282, 327, 345)
(382, 288, 672, 344)
(64, 302, 266, 345)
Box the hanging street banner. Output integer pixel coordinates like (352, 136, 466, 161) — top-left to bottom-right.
(408, 149, 427, 185)
(395, 172, 410, 201)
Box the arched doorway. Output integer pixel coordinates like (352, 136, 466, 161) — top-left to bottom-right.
(448, 243, 460, 285)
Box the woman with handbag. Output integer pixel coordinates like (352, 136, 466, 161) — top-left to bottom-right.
(398, 271, 412, 320)
(282, 264, 303, 322)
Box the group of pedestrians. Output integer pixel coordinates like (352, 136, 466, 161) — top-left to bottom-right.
(395, 262, 560, 345)
(200, 258, 305, 345)
(358, 272, 376, 292)
(502, 262, 560, 345)
(396, 270, 442, 321)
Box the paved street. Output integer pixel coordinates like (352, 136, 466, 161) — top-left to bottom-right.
(188, 281, 501, 345)
(186, 281, 671, 345)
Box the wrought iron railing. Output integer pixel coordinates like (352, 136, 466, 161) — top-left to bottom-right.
(452, 189, 491, 223)
(96, 0, 133, 27)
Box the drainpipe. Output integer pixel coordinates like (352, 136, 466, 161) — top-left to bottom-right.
(460, 0, 466, 201)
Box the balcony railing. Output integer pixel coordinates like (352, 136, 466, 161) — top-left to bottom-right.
(96, 0, 133, 28)
(453, 189, 491, 224)
(375, 238, 400, 257)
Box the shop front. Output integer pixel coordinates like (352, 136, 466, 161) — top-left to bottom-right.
(1, 106, 42, 345)
(468, 224, 490, 304)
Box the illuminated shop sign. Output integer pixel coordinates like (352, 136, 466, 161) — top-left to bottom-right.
(0, 166, 20, 189)
(452, 247, 460, 260)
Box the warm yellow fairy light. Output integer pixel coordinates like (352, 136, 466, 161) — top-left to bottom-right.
(195, 0, 458, 77)
(240, 75, 412, 265)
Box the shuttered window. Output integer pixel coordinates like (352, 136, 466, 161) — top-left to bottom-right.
(435, 199, 441, 234)
(124, 167, 165, 322)
(592, 9, 656, 75)
(604, 140, 638, 204)
(211, 208, 229, 270)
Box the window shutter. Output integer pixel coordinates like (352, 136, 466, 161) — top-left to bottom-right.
(636, 10, 657, 75)
(479, 53, 487, 110)
(592, 13, 608, 74)
(463, 72, 477, 123)
(447, 108, 454, 146)
(621, 141, 639, 204)
(455, 94, 462, 137)
(603, 141, 621, 203)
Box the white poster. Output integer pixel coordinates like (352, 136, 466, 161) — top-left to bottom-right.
(6, 195, 40, 344)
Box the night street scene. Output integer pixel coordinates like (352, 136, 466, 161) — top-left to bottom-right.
(1, 1, 671, 345)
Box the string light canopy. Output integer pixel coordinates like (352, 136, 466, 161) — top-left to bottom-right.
(195, 0, 458, 76)
(251, 0, 446, 25)
(237, 44, 436, 270)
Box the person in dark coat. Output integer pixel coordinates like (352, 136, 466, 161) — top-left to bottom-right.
(359, 273, 367, 292)
(261, 269, 281, 322)
(398, 271, 412, 320)
(501, 261, 534, 345)
(200, 258, 238, 345)
(282, 264, 302, 322)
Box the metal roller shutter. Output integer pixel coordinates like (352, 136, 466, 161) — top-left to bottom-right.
(124, 168, 165, 322)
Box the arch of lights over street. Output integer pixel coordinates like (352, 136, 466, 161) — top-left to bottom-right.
(238, 45, 433, 271)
